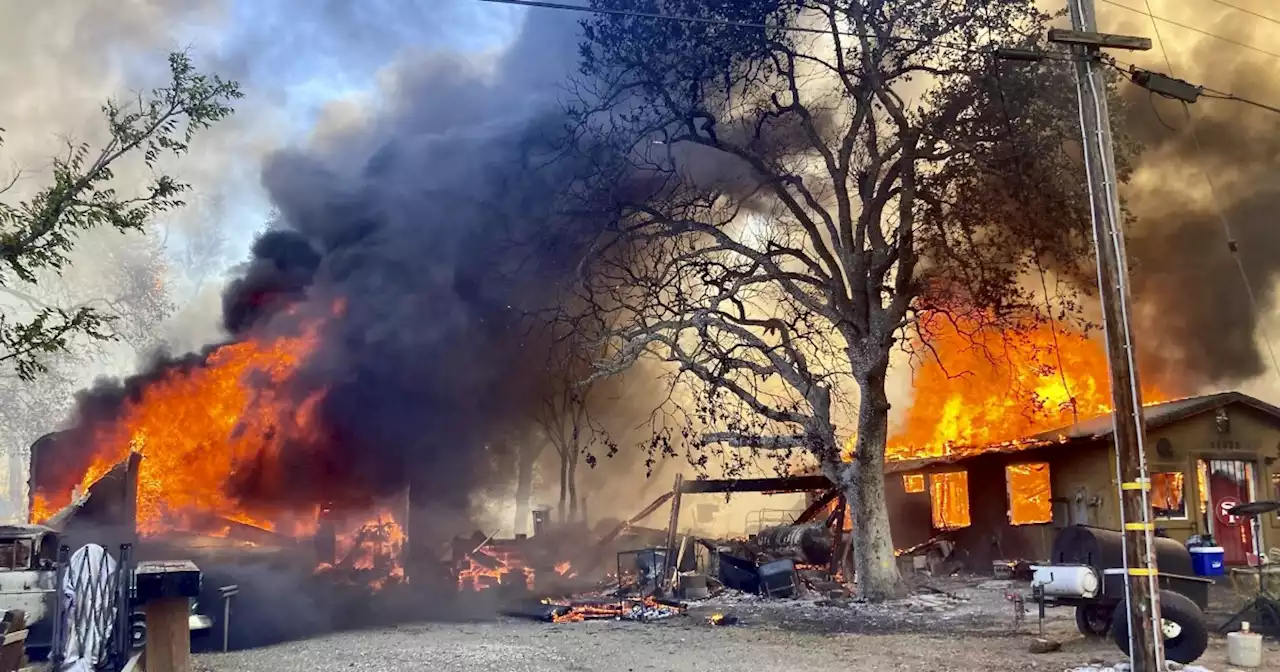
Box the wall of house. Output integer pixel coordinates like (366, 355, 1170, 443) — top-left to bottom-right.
(886, 401, 1280, 571)
(1145, 405, 1280, 553)
(890, 444, 1115, 569)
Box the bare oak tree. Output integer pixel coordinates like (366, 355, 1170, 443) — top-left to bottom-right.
(572, 0, 1126, 599)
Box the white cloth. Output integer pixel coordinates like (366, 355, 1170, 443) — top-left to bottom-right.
(60, 544, 118, 671)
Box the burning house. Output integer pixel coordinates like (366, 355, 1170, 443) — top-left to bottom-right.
(16, 9, 618, 634)
(885, 391, 1280, 571)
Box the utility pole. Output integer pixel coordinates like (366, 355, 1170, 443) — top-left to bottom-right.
(1050, 2, 1165, 670)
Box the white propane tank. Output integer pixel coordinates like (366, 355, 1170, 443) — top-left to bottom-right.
(1227, 621, 1264, 668)
(1030, 565, 1100, 598)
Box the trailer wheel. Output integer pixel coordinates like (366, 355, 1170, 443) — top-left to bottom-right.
(1075, 604, 1113, 637)
(129, 615, 147, 650)
(1110, 590, 1209, 664)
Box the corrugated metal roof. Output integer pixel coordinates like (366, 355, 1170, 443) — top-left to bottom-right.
(885, 390, 1280, 474)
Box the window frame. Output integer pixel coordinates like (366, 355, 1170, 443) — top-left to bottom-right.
(1004, 461, 1053, 526)
(902, 473, 926, 494)
(1150, 471, 1189, 521)
(928, 470, 972, 530)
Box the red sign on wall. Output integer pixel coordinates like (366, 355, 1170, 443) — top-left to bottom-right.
(1216, 497, 1241, 527)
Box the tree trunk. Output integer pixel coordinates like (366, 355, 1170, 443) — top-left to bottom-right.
(558, 451, 569, 523)
(515, 444, 539, 536)
(841, 369, 905, 601)
(567, 445, 580, 521)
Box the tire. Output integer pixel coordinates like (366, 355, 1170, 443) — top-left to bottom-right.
(1076, 604, 1114, 637)
(1110, 590, 1209, 664)
(129, 616, 147, 651)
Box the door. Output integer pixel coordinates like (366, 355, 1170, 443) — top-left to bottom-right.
(1198, 459, 1261, 565)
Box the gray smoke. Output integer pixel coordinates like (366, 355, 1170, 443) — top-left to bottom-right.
(1119, 15, 1280, 387)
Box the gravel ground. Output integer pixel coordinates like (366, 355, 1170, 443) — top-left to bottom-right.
(12, 573, 1274, 671)
(192, 616, 1265, 672)
(191, 578, 1279, 672)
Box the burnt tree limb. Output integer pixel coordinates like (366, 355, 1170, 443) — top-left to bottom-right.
(679, 476, 833, 494)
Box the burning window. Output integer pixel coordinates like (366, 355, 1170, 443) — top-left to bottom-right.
(929, 471, 971, 530)
(1151, 472, 1187, 519)
(1006, 463, 1052, 525)
(902, 474, 925, 493)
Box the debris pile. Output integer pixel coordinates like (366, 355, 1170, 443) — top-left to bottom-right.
(511, 596, 686, 623)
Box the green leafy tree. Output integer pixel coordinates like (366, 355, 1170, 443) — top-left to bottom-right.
(0, 52, 241, 379)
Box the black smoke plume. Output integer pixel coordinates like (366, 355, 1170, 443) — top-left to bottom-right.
(220, 8, 604, 517)
(33, 8, 619, 528)
(1121, 20, 1280, 386)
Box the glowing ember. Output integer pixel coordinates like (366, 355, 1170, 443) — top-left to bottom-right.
(888, 314, 1173, 459)
(456, 550, 535, 591)
(317, 510, 407, 591)
(545, 596, 682, 623)
(30, 304, 340, 536)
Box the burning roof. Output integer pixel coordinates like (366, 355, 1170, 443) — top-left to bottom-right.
(885, 390, 1280, 474)
(885, 315, 1175, 461)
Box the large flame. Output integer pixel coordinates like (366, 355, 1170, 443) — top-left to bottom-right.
(887, 314, 1174, 460)
(316, 509, 407, 591)
(30, 307, 337, 536)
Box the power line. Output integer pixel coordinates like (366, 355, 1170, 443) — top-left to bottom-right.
(1098, 0, 1280, 61)
(474, 0, 1080, 61)
(1107, 54, 1280, 117)
(1200, 90, 1280, 116)
(1135, 0, 1280, 386)
(1204, 0, 1280, 27)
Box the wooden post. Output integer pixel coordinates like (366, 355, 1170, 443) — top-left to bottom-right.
(828, 495, 847, 578)
(135, 561, 201, 672)
(145, 598, 190, 672)
(1051, 5, 1163, 669)
(661, 474, 685, 593)
(218, 585, 238, 653)
(123, 452, 141, 542)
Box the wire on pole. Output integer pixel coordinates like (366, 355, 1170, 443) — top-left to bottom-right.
(1126, 0, 1280, 391)
(1098, 0, 1280, 61)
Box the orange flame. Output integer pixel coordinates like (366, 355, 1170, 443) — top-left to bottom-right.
(316, 510, 406, 591)
(546, 596, 677, 623)
(887, 314, 1173, 460)
(456, 550, 535, 592)
(30, 305, 341, 537)
(554, 561, 577, 579)
(1006, 462, 1052, 525)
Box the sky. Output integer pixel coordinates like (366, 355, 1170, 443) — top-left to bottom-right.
(173, 0, 528, 249)
(0, 0, 532, 363)
(1, 0, 1278, 387)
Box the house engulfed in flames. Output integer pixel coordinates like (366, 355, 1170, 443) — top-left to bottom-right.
(886, 391, 1280, 570)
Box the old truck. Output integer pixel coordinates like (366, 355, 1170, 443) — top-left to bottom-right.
(0, 524, 212, 655)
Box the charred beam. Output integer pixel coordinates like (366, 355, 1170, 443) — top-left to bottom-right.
(678, 476, 833, 494)
(755, 523, 833, 566)
(793, 488, 840, 525)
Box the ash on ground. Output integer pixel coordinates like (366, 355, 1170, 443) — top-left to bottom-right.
(680, 577, 1007, 635)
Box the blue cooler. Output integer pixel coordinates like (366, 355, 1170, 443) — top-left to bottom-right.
(1189, 546, 1225, 576)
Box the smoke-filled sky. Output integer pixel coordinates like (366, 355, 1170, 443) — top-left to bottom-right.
(1094, 0, 1280, 394)
(3, 0, 1280, 458)
(0, 0, 527, 360)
